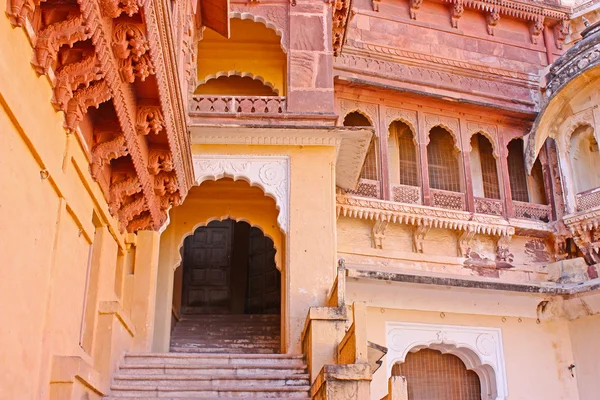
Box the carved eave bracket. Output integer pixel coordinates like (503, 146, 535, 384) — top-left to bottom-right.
(564, 208, 600, 264)
(337, 194, 516, 255)
(332, 0, 353, 57)
(7, 0, 193, 233)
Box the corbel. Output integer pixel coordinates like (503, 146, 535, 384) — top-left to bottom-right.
(409, 0, 423, 20)
(372, 0, 380, 11)
(496, 233, 513, 262)
(457, 229, 475, 257)
(413, 223, 430, 253)
(371, 219, 389, 249)
(486, 8, 500, 35)
(451, 0, 464, 29)
(554, 20, 570, 50)
(531, 16, 545, 45)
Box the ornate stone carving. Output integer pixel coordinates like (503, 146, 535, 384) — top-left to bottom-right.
(386, 322, 508, 400)
(100, 0, 143, 18)
(487, 9, 500, 35)
(514, 201, 552, 222)
(371, 220, 389, 249)
(391, 184, 421, 204)
(530, 17, 545, 44)
(475, 197, 503, 216)
(148, 148, 174, 175)
(332, 0, 352, 57)
(458, 229, 475, 257)
(554, 20, 570, 50)
(52, 53, 103, 111)
(385, 108, 418, 136)
(339, 99, 378, 128)
(33, 14, 93, 75)
(109, 174, 142, 215)
(431, 189, 465, 211)
(347, 179, 380, 199)
(159, 191, 183, 211)
(413, 224, 430, 253)
(423, 114, 460, 144)
(90, 133, 128, 179)
(410, 0, 423, 19)
(229, 6, 288, 52)
(466, 121, 499, 158)
(113, 23, 155, 83)
(136, 106, 165, 136)
(192, 155, 290, 233)
(451, 0, 464, 28)
(154, 171, 178, 196)
(190, 96, 287, 114)
(118, 194, 148, 231)
(127, 212, 153, 232)
(6, 0, 36, 27)
(65, 80, 112, 132)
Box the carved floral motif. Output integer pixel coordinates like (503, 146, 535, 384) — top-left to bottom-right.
(91, 134, 128, 179)
(52, 53, 103, 111)
(148, 148, 174, 175)
(65, 80, 112, 132)
(109, 174, 142, 216)
(136, 106, 165, 136)
(332, 0, 352, 56)
(100, 0, 143, 18)
(113, 23, 155, 83)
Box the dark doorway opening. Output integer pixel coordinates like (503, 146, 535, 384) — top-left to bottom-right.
(171, 219, 281, 353)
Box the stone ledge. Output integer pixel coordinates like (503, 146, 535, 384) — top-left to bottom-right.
(98, 300, 136, 337)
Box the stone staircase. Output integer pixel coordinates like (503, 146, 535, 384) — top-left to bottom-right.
(170, 314, 281, 354)
(105, 353, 311, 399)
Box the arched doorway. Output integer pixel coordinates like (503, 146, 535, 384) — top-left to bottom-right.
(171, 218, 281, 353)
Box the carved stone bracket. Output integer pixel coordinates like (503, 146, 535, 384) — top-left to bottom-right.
(458, 229, 475, 257)
(451, 0, 464, 28)
(52, 53, 104, 112)
(100, 0, 143, 18)
(371, 219, 389, 249)
(496, 234, 513, 263)
(113, 22, 155, 83)
(413, 223, 431, 253)
(192, 155, 290, 233)
(530, 17, 545, 45)
(554, 20, 570, 50)
(91, 132, 128, 179)
(65, 80, 112, 132)
(332, 0, 352, 57)
(409, 0, 423, 19)
(136, 106, 166, 136)
(487, 8, 500, 35)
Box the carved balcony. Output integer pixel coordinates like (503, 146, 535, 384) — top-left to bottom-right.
(191, 95, 287, 115)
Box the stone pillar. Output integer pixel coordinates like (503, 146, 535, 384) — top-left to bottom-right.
(417, 112, 431, 206)
(539, 143, 556, 220)
(287, 0, 334, 114)
(498, 129, 514, 218)
(379, 104, 391, 200)
(131, 230, 161, 351)
(459, 120, 475, 212)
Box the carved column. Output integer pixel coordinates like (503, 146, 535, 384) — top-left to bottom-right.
(379, 104, 391, 200)
(539, 143, 555, 221)
(459, 119, 475, 213)
(498, 129, 514, 218)
(417, 111, 431, 206)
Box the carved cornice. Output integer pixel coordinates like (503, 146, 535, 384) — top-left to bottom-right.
(336, 193, 515, 237)
(332, 0, 353, 57)
(564, 207, 600, 234)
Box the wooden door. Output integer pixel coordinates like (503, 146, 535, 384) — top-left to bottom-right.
(245, 228, 280, 314)
(182, 220, 233, 314)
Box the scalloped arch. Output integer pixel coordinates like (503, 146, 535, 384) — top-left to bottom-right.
(196, 70, 279, 95)
(387, 118, 417, 140)
(427, 124, 461, 151)
(229, 11, 287, 53)
(469, 131, 500, 159)
(564, 120, 595, 153)
(343, 109, 375, 127)
(172, 216, 282, 273)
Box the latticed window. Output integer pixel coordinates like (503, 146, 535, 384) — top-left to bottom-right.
(507, 139, 529, 202)
(427, 127, 461, 192)
(392, 349, 482, 400)
(472, 134, 500, 199)
(343, 111, 378, 180)
(392, 121, 419, 186)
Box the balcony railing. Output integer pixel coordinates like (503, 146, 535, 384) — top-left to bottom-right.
(190, 95, 286, 115)
(514, 201, 552, 222)
(431, 189, 465, 211)
(474, 197, 503, 216)
(576, 188, 600, 212)
(347, 179, 380, 199)
(391, 184, 421, 205)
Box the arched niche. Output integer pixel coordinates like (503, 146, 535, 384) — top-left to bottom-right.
(569, 124, 600, 194)
(470, 133, 500, 200)
(427, 126, 462, 193)
(388, 119, 419, 190)
(386, 321, 508, 400)
(344, 111, 378, 181)
(196, 18, 287, 96)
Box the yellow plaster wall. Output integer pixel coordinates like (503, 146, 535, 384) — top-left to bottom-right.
(367, 308, 580, 400)
(0, 15, 158, 399)
(568, 313, 600, 400)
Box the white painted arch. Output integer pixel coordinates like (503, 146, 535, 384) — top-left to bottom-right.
(386, 321, 508, 400)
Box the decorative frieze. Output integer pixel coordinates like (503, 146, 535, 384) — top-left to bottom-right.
(332, 0, 352, 57)
(391, 184, 421, 205)
(113, 22, 155, 83)
(475, 197, 503, 216)
(431, 189, 465, 211)
(577, 190, 600, 212)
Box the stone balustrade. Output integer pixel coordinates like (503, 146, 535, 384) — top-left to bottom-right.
(514, 201, 552, 222)
(475, 197, 503, 216)
(190, 95, 287, 114)
(431, 189, 466, 211)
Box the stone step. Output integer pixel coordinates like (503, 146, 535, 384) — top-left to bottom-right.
(108, 384, 311, 398)
(171, 339, 279, 346)
(118, 364, 307, 376)
(123, 353, 305, 367)
(113, 374, 310, 387)
(169, 347, 278, 354)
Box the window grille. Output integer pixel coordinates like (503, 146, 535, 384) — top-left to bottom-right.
(427, 127, 461, 192)
(343, 111, 378, 181)
(507, 139, 529, 202)
(474, 134, 500, 199)
(393, 121, 419, 187)
(392, 349, 482, 400)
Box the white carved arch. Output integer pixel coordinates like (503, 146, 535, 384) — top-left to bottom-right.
(229, 11, 287, 53)
(196, 70, 279, 95)
(192, 155, 290, 233)
(386, 321, 508, 400)
(561, 110, 595, 153)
